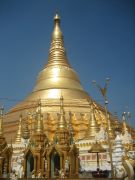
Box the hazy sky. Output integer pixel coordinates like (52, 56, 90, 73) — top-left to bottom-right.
(0, 0, 135, 127)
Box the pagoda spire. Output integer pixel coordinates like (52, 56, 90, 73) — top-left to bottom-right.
(58, 96, 67, 130)
(108, 117, 115, 139)
(29, 13, 89, 100)
(46, 14, 70, 67)
(30, 101, 46, 149)
(85, 102, 99, 139)
(55, 96, 69, 145)
(35, 101, 44, 134)
(122, 112, 128, 133)
(15, 114, 22, 143)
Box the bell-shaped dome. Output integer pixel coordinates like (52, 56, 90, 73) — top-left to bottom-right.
(27, 14, 89, 100)
(8, 14, 89, 112)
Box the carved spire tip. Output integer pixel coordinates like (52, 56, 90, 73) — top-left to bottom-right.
(54, 13, 61, 23)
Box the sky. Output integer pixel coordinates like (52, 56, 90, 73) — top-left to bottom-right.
(0, 0, 135, 127)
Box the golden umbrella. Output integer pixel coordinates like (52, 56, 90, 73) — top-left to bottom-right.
(88, 142, 106, 169)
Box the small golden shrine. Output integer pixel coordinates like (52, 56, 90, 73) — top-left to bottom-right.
(23, 97, 79, 178)
(23, 101, 46, 178)
(42, 97, 79, 178)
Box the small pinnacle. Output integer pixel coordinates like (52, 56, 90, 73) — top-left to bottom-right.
(54, 14, 60, 23)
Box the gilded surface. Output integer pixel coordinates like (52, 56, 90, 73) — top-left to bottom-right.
(3, 14, 135, 144)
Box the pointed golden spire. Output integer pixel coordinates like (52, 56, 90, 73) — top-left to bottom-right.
(35, 101, 44, 133)
(58, 96, 67, 130)
(52, 14, 62, 39)
(0, 107, 4, 136)
(46, 14, 70, 67)
(85, 103, 99, 139)
(15, 114, 22, 143)
(122, 112, 128, 133)
(55, 96, 69, 146)
(106, 113, 115, 139)
(30, 14, 89, 100)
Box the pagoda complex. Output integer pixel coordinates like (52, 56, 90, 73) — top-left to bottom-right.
(1, 14, 135, 179)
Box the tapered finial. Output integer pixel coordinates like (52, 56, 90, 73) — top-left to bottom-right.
(122, 112, 128, 132)
(58, 96, 67, 129)
(46, 14, 70, 67)
(54, 14, 61, 24)
(85, 104, 99, 139)
(35, 101, 44, 134)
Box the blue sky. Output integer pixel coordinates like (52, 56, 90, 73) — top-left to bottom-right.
(0, 0, 135, 127)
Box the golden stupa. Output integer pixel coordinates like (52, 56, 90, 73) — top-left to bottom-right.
(3, 14, 134, 143)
